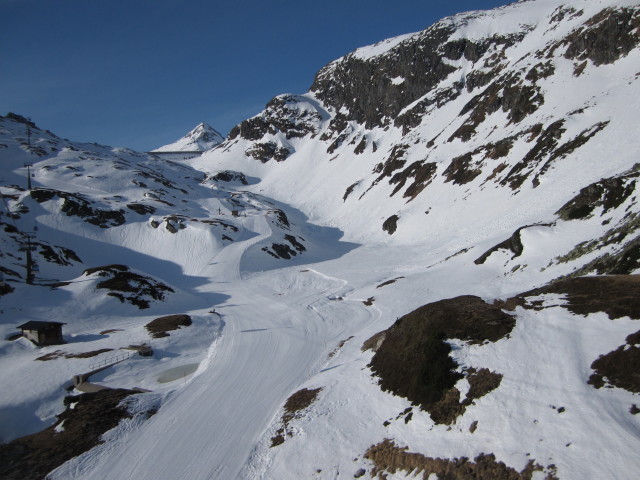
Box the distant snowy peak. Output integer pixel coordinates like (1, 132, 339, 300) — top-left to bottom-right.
(153, 122, 224, 152)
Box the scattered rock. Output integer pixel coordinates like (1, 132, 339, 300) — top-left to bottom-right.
(126, 203, 157, 215)
(376, 277, 404, 288)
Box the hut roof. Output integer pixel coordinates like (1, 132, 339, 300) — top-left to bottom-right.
(17, 321, 65, 330)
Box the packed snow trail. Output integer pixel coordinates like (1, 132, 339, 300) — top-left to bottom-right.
(58, 211, 371, 480)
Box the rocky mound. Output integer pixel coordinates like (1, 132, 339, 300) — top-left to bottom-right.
(83, 264, 174, 309)
(367, 296, 515, 422)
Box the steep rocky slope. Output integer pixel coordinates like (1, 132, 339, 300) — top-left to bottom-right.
(199, 0, 640, 282)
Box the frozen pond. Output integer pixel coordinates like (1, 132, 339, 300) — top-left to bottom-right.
(156, 363, 199, 384)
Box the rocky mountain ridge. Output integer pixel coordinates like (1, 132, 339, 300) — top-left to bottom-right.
(198, 0, 640, 281)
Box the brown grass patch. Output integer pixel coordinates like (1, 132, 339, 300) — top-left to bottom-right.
(145, 314, 192, 338)
(99, 329, 123, 335)
(364, 439, 558, 480)
(504, 275, 640, 319)
(362, 331, 386, 353)
(0, 389, 149, 480)
(588, 329, 640, 393)
(271, 387, 322, 447)
(367, 296, 511, 423)
(420, 368, 503, 425)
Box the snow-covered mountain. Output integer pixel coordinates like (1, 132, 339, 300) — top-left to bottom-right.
(151, 121, 224, 154)
(1, 1, 640, 479)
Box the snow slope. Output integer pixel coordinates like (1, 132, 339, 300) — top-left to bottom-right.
(1, 1, 640, 479)
(152, 122, 224, 152)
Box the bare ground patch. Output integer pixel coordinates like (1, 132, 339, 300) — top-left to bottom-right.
(145, 314, 192, 338)
(364, 439, 558, 480)
(271, 387, 323, 447)
(36, 348, 114, 361)
(497, 275, 640, 393)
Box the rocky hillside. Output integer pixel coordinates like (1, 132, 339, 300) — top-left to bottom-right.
(199, 0, 640, 281)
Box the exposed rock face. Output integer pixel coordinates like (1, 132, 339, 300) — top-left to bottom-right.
(382, 215, 399, 235)
(209, 170, 248, 185)
(311, 24, 457, 129)
(552, 7, 640, 67)
(556, 166, 638, 221)
(31, 188, 126, 228)
(228, 94, 324, 162)
(310, 22, 528, 132)
(214, 2, 640, 240)
(83, 264, 174, 309)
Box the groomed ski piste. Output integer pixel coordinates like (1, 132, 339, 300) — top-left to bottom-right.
(47, 207, 381, 480)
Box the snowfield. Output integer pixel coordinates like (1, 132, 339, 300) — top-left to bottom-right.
(2, 0, 640, 478)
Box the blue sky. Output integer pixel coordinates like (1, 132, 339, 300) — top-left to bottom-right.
(2, 0, 512, 151)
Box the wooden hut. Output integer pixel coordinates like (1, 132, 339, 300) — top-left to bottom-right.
(17, 321, 65, 346)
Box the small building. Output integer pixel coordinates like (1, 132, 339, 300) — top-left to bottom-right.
(17, 321, 65, 346)
(231, 210, 240, 217)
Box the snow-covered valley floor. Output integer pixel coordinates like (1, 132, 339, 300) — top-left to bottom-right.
(3, 175, 637, 479)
